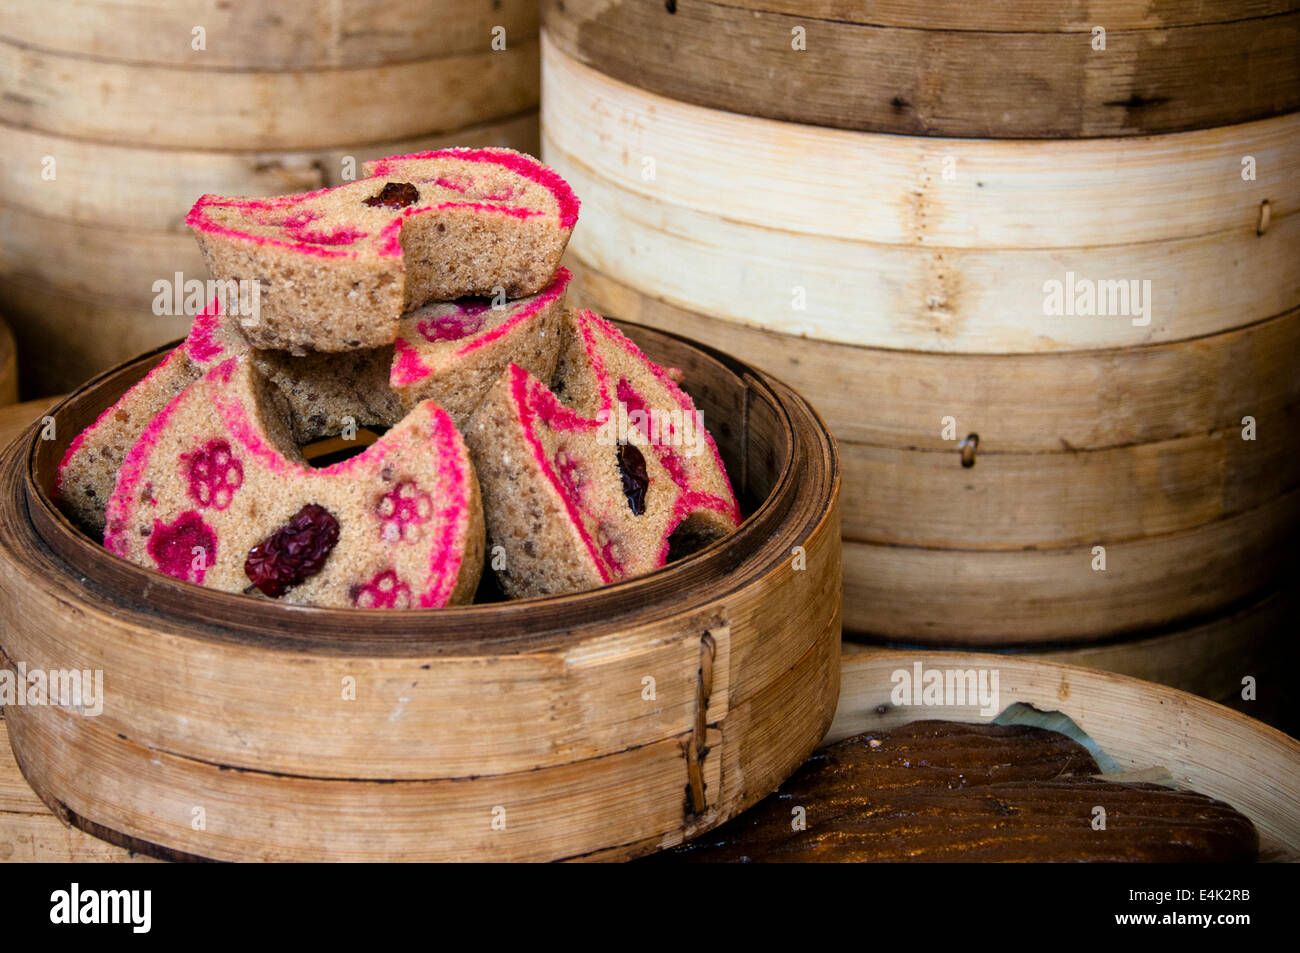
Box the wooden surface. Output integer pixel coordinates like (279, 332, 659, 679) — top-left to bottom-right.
(0, 0, 538, 69)
(570, 266, 1300, 453)
(542, 2, 1300, 137)
(0, 396, 57, 450)
(0, 316, 15, 406)
(4, 648, 1294, 862)
(0, 323, 842, 860)
(0, 111, 541, 233)
(0, 37, 539, 150)
(832, 651, 1300, 861)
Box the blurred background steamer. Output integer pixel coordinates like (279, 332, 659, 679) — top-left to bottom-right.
(541, 0, 1300, 731)
(0, 0, 542, 396)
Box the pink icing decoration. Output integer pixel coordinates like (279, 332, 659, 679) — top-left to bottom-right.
(376, 480, 433, 542)
(146, 510, 217, 583)
(366, 147, 580, 229)
(389, 338, 428, 388)
(510, 365, 611, 584)
(183, 439, 243, 510)
(416, 303, 490, 343)
(353, 568, 412, 609)
(184, 296, 227, 365)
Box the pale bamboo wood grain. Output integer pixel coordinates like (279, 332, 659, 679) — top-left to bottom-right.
(842, 489, 1299, 643)
(0, 0, 537, 69)
(542, 4, 1300, 137)
(0, 278, 190, 396)
(551, 151, 1299, 352)
(0, 112, 541, 232)
(832, 650, 1300, 861)
(542, 35, 1298, 247)
(569, 262, 1300, 453)
(709, 0, 1299, 31)
(0, 37, 539, 150)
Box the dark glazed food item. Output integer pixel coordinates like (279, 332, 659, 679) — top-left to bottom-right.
(663, 721, 1259, 863)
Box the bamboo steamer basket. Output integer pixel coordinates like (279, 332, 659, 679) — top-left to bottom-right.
(0, 0, 543, 397)
(0, 320, 842, 862)
(4, 650, 1296, 862)
(544, 32, 1300, 648)
(543, 0, 1300, 137)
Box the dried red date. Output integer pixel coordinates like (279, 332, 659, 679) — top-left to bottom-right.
(245, 503, 341, 597)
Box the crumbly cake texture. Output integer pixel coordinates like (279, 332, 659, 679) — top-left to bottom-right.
(54, 300, 241, 535)
(465, 309, 741, 598)
(664, 721, 1259, 863)
(186, 148, 579, 353)
(103, 357, 483, 609)
(253, 346, 402, 444)
(391, 266, 570, 427)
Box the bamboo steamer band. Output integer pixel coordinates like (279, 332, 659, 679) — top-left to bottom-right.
(843, 587, 1294, 717)
(542, 45, 1297, 249)
(843, 487, 1299, 644)
(709, 0, 1299, 31)
(0, 112, 540, 233)
(0, 315, 15, 406)
(0, 0, 537, 69)
(6, 646, 1297, 861)
(568, 263, 1300, 453)
(547, 139, 1299, 353)
(0, 37, 539, 150)
(541, 3, 1300, 137)
(833, 651, 1300, 861)
(839, 411, 1300, 549)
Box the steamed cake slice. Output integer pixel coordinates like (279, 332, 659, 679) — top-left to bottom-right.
(465, 309, 741, 598)
(186, 147, 579, 352)
(103, 358, 483, 609)
(390, 266, 569, 426)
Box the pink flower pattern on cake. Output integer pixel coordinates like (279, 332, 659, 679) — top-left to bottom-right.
(184, 439, 244, 510)
(353, 568, 412, 609)
(376, 481, 433, 543)
(146, 511, 217, 584)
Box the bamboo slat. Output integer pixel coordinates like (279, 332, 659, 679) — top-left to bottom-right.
(842, 489, 1299, 644)
(0, 0, 537, 69)
(568, 261, 1300, 453)
(549, 143, 1298, 353)
(542, 45, 1297, 249)
(542, 3, 1300, 136)
(0, 37, 539, 150)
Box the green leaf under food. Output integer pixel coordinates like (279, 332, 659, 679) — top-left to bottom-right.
(991, 701, 1127, 776)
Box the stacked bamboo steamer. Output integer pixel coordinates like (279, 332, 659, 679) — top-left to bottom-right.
(541, 1, 1300, 709)
(0, 0, 542, 396)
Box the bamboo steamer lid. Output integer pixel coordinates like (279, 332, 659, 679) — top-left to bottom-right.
(542, 0, 1300, 137)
